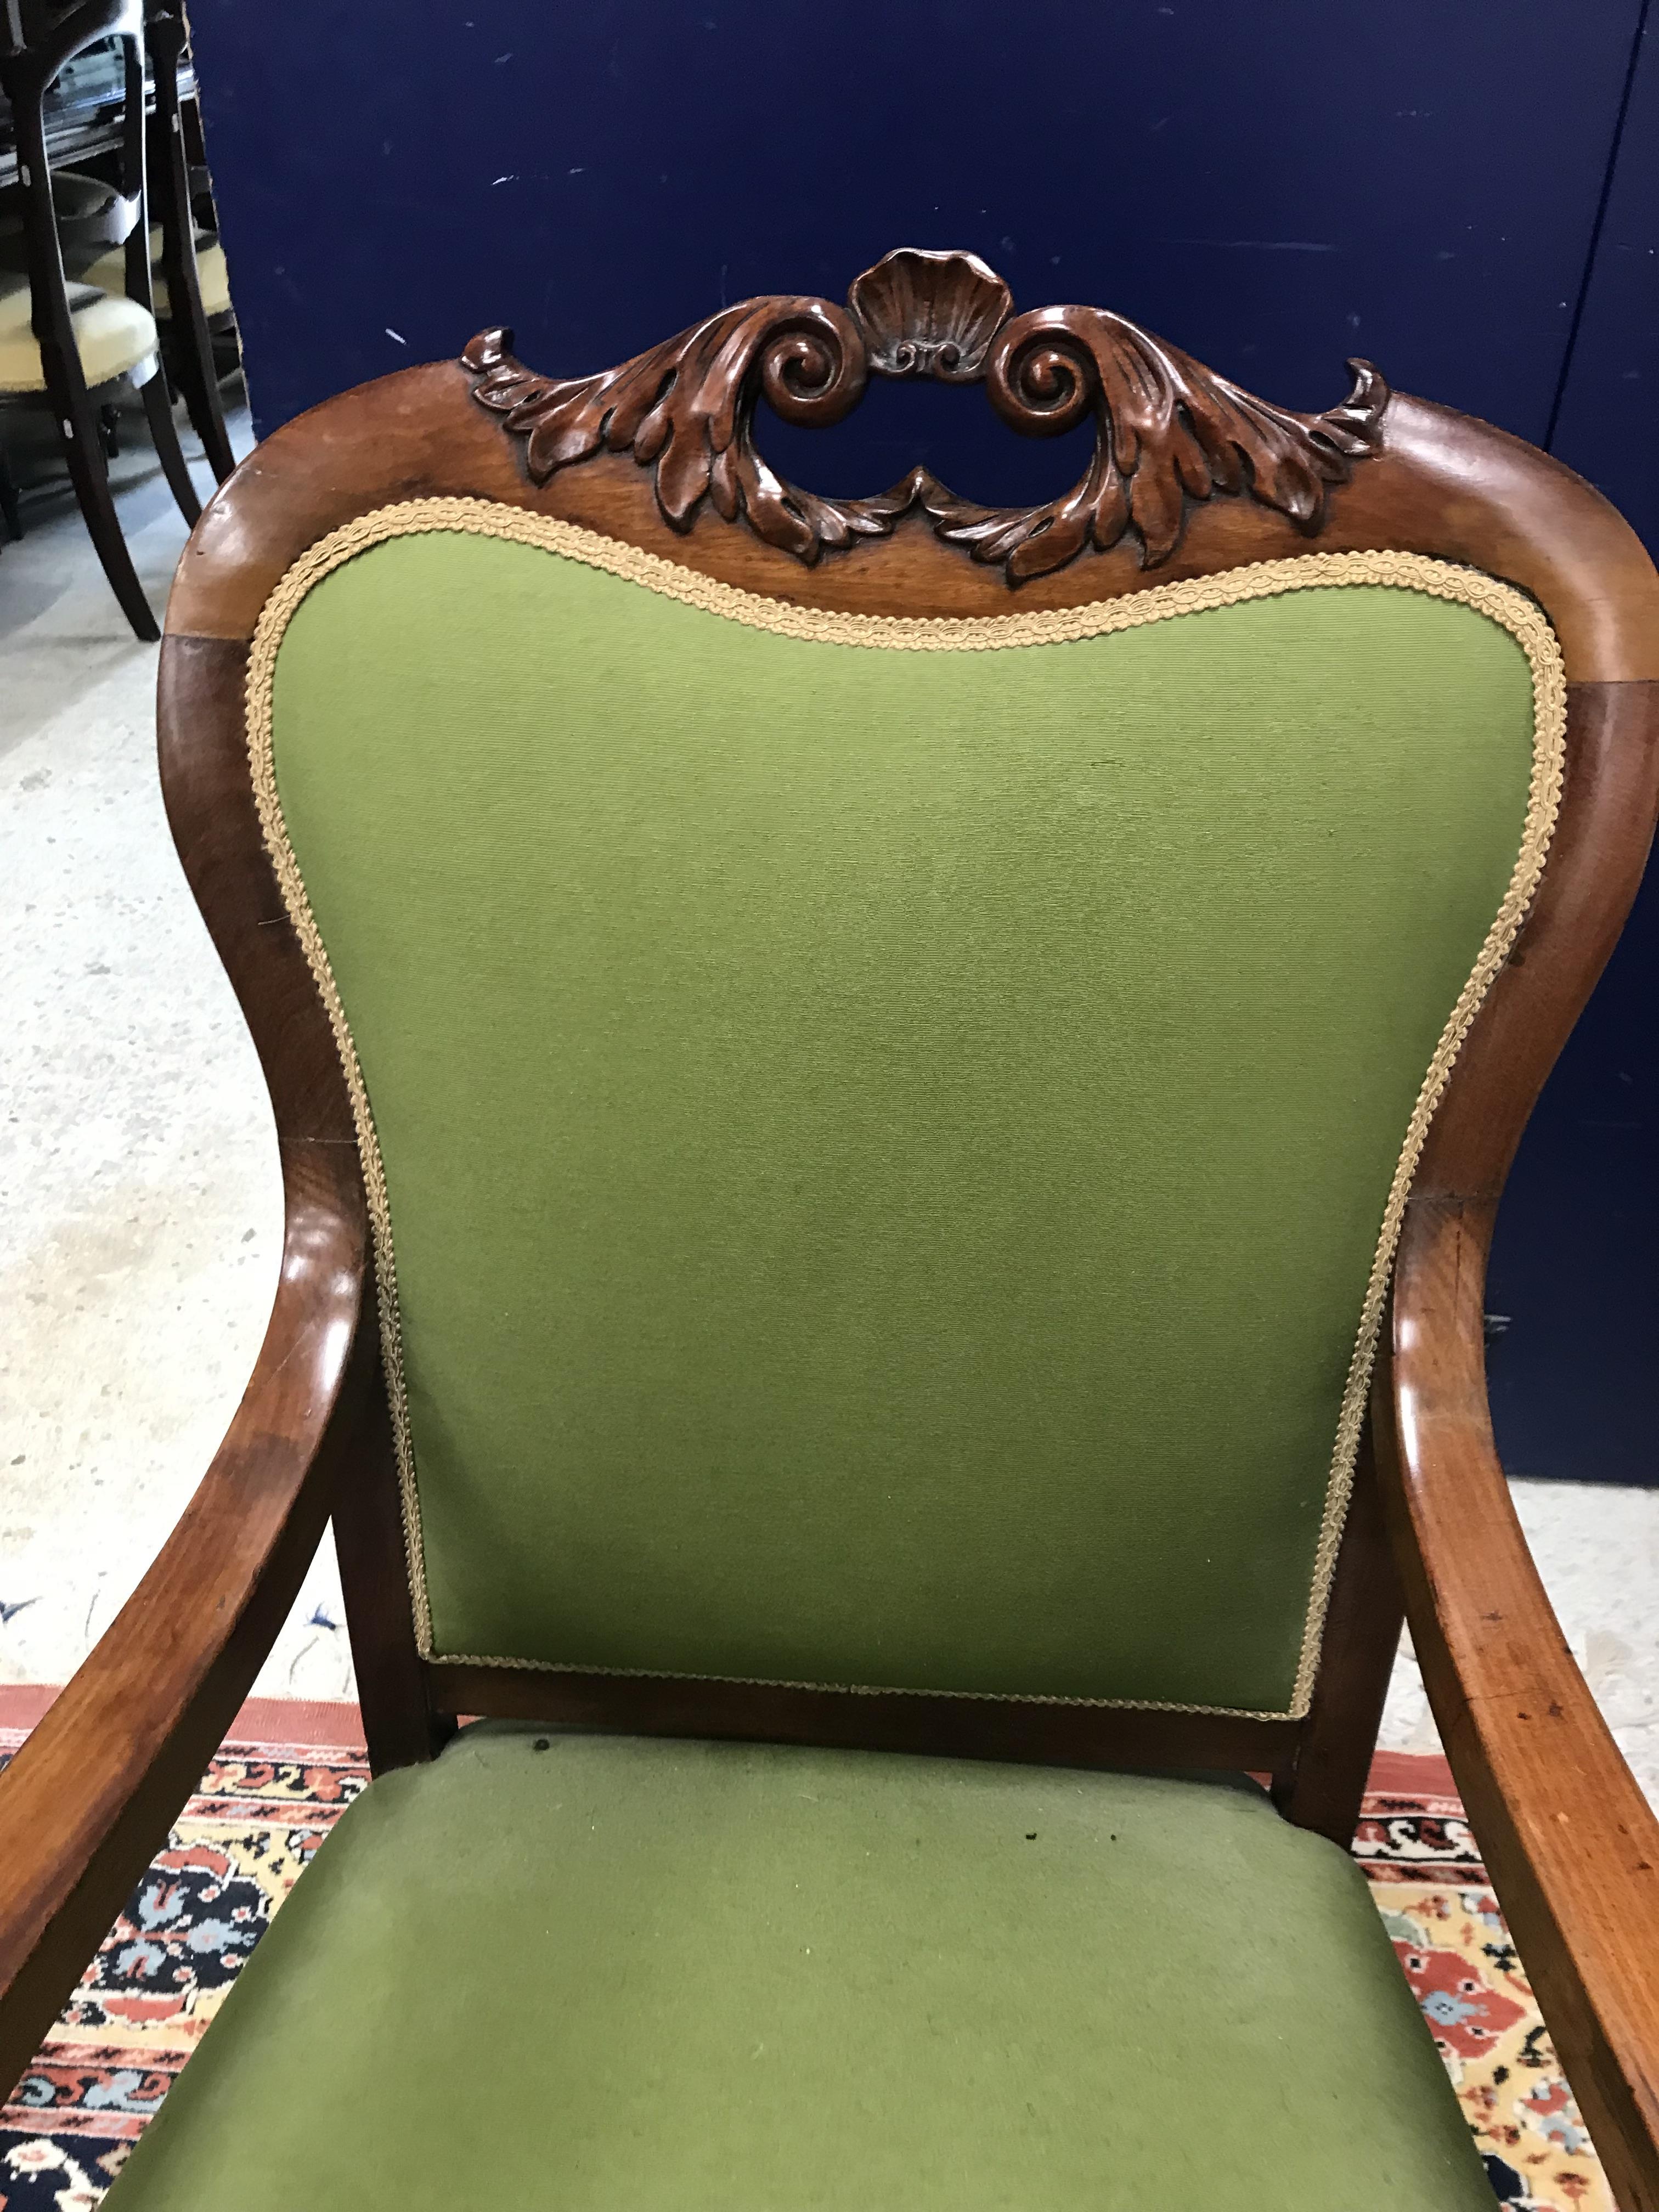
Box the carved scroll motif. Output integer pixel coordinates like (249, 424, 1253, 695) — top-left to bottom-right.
(464, 247, 1388, 584)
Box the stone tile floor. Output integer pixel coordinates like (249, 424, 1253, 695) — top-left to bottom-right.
(2, 391, 1656, 1778)
(2, 393, 352, 1702)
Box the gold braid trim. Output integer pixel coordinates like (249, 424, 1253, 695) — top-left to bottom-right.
(245, 498, 1568, 1722)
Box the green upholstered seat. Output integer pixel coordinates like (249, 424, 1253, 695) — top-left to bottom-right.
(103, 1724, 1494, 2209)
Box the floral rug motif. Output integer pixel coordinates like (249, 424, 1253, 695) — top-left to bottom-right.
(0, 1725, 368, 2209)
(1353, 1787, 1610, 2210)
(0, 1731, 1610, 2209)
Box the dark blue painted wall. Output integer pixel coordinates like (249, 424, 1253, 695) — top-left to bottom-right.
(191, 1, 1638, 461)
(1553, 5, 1659, 554)
(1485, 4, 1658, 1482)
(188, 0, 1658, 1481)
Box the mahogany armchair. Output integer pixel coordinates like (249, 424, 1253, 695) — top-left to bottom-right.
(2, 247, 1657, 2209)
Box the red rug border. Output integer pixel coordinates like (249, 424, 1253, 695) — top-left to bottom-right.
(1368, 1747, 1456, 1797)
(0, 1684, 366, 1752)
(0, 1685, 1452, 1792)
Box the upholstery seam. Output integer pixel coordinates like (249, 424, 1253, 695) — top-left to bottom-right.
(242, 498, 1567, 1724)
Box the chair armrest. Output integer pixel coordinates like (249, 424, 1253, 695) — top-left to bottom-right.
(1381, 1194, 1659, 2212)
(0, 1153, 369, 2097)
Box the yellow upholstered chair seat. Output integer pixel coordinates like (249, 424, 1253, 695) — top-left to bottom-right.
(0, 273, 157, 393)
(81, 226, 232, 319)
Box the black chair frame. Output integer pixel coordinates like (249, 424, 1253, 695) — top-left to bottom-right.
(142, 0, 232, 483)
(0, 0, 201, 637)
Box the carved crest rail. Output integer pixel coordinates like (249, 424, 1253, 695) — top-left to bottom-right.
(462, 246, 1388, 584)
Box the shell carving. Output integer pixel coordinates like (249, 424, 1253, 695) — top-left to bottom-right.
(464, 247, 1389, 583)
(847, 247, 1013, 381)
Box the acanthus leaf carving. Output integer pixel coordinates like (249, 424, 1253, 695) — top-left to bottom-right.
(462, 249, 1390, 583)
(976, 308, 1386, 578)
(462, 300, 878, 564)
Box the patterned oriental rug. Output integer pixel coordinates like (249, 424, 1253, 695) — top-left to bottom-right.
(0, 1712, 1610, 2211)
(1355, 1756, 1609, 2211)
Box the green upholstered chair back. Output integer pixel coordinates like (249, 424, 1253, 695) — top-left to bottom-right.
(254, 509, 1555, 1724)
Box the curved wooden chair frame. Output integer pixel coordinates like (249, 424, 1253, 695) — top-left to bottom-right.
(2, 248, 1657, 2205)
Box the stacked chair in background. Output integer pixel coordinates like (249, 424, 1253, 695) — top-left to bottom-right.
(0, 0, 236, 637)
(75, 0, 235, 481)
